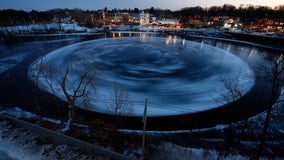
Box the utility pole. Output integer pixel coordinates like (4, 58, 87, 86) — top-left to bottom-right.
(141, 98, 148, 160)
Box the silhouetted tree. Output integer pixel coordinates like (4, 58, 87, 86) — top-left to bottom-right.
(149, 7, 155, 15)
(133, 7, 139, 13)
(29, 58, 65, 124)
(208, 6, 222, 16)
(106, 81, 133, 128)
(215, 68, 253, 155)
(30, 57, 98, 131)
(69, 8, 86, 25)
(257, 54, 284, 158)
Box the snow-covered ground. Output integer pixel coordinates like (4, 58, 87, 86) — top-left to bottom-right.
(0, 119, 246, 160)
(0, 120, 107, 160)
(0, 23, 91, 33)
(1, 102, 283, 159)
(151, 142, 249, 160)
(0, 23, 173, 34)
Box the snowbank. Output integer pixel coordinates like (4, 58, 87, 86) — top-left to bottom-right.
(0, 120, 106, 160)
(151, 142, 249, 160)
(0, 23, 89, 34)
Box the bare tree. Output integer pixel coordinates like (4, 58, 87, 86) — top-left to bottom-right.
(214, 68, 253, 155)
(29, 63, 44, 123)
(257, 54, 284, 158)
(216, 71, 243, 103)
(30, 58, 64, 124)
(30, 57, 98, 131)
(106, 81, 133, 128)
(215, 68, 254, 106)
(60, 60, 98, 131)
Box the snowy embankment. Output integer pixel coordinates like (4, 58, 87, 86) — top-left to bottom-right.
(0, 109, 249, 160)
(0, 23, 97, 34)
(1, 103, 283, 159)
(0, 112, 137, 160)
(119, 88, 284, 159)
(1, 86, 283, 159)
(0, 23, 179, 35)
(149, 110, 284, 160)
(0, 120, 105, 160)
(151, 143, 249, 160)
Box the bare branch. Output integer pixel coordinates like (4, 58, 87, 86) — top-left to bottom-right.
(106, 81, 133, 116)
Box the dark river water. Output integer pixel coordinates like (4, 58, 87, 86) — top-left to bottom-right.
(0, 32, 282, 130)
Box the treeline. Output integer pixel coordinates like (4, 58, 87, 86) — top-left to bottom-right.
(0, 4, 284, 27)
(0, 9, 88, 26)
(176, 4, 284, 27)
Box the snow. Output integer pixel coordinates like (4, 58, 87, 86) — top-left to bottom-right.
(0, 23, 89, 34)
(0, 107, 62, 125)
(1, 102, 283, 159)
(0, 120, 106, 160)
(151, 142, 250, 160)
(0, 23, 168, 34)
(153, 142, 282, 160)
(156, 19, 179, 25)
(0, 118, 251, 160)
(0, 107, 36, 119)
(28, 37, 255, 117)
(0, 23, 165, 34)
(188, 34, 284, 51)
(1, 85, 284, 159)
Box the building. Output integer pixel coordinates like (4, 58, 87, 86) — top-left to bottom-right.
(139, 12, 150, 25)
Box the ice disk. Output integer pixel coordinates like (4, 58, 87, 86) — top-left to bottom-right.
(29, 37, 255, 117)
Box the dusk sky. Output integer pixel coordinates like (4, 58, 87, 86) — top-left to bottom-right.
(0, 0, 283, 11)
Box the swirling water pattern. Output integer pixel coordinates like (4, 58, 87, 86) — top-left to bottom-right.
(29, 37, 255, 117)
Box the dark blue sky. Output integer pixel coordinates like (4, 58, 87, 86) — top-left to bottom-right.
(0, 0, 282, 11)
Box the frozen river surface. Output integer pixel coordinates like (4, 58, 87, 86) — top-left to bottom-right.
(29, 37, 255, 117)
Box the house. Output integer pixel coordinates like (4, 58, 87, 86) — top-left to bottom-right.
(139, 11, 150, 25)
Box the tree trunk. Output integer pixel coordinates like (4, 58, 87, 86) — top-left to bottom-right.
(257, 78, 278, 158)
(62, 103, 75, 132)
(257, 106, 272, 158)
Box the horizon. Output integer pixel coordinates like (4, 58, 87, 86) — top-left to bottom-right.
(0, 0, 283, 12)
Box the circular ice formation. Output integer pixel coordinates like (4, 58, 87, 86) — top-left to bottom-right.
(29, 36, 255, 117)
